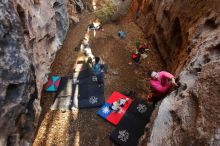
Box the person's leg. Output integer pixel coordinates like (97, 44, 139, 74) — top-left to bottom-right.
(152, 92, 165, 106)
(93, 30, 96, 37)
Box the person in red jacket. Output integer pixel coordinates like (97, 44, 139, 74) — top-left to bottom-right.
(147, 71, 178, 104)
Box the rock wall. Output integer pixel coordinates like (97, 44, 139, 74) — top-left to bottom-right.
(0, 0, 82, 145)
(129, 0, 220, 145)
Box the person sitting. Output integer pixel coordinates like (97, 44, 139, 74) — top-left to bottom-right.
(111, 98, 129, 112)
(147, 71, 178, 104)
(92, 57, 104, 86)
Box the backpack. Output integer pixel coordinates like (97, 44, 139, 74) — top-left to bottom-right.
(132, 53, 141, 63)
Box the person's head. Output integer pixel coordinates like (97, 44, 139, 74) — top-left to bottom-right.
(95, 56, 100, 64)
(150, 71, 159, 79)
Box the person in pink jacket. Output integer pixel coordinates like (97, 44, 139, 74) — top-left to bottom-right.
(147, 71, 177, 103)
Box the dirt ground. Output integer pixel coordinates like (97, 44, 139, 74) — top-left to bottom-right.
(33, 7, 165, 146)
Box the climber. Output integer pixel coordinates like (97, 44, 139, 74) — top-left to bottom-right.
(111, 98, 129, 112)
(147, 71, 178, 104)
(92, 57, 104, 86)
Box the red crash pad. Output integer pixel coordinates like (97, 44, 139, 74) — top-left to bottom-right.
(98, 92, 133, 125)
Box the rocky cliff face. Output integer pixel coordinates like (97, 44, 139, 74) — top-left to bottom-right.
(0, 0, 82, 145)
(129, 0, 220, 145)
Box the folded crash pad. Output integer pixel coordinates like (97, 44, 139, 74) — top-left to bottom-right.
(97, 92, 133, 125)
(51, 76, 105, 110)
(110, 100, 154, 146)
(50, 76, 73, 110)
(45, 76, 61, 92)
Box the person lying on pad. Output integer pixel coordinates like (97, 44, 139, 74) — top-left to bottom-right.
(147, 71, 178, 104)
(111, 98, 129, 112)
(92, 57, 104, 86)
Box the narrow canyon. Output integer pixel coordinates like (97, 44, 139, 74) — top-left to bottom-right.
(0, 0, 219, 146)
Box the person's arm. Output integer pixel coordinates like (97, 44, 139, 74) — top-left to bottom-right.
(171, 78, 178, 86)
(160, 71, 177, 86)
(160, 71, 174, 79)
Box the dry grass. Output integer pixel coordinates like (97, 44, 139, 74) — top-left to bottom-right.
(93, 0, 117, 23)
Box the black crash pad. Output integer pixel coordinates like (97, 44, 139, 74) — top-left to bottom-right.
(110, 100, 154, 146)
(73, 69, 94, 79)
(72, 80, 105, 108)
(74, 61, 90, 72)
(73, 74, 99, 85)
(55, 76, 73, 97)
(51, 76, 105, 110)
(73, 82, 104, 97)
(72, 93, 105, 109)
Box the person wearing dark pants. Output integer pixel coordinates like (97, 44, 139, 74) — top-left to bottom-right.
(92, 57, 104, 86)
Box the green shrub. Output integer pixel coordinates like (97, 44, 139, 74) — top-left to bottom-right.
(93, 0, 117, 23)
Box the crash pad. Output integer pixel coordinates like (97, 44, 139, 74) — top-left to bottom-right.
(50, 76, 73, 110)
(45, 76, 61, 92)
(110, 100, 154, 146)
(72, 77, 105, 108)
(73, 68, 94, 79)
(73, 75, 98, 85)
(74, 61, 89, 72)
(56, 76, 73, 97)
(97, 92, 133, 125)
(51, 75, 105, 110)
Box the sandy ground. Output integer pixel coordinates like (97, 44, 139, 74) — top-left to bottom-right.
(33, 8, 165, 146)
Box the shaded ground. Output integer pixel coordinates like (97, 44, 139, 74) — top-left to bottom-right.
(33, 9, 165, 146)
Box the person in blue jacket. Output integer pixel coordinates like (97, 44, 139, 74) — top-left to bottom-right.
(92, 57, 104, 86)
